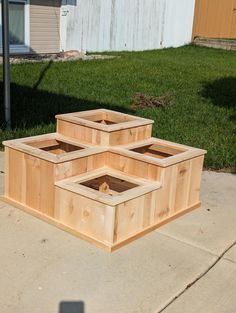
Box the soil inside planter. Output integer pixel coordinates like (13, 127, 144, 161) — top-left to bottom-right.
(26, 139, 83, 155)
(131, 143, 185, 159)
(77, 111, 133, 125)
(81, 175, 138, 196)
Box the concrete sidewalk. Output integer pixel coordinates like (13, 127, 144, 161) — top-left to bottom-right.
(0, 151, 235, 313)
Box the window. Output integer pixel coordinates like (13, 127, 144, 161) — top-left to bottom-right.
(9, 1, 25, 45)
(0, 0, 29, 53)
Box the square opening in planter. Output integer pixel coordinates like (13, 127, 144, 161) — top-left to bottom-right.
(130, 143, 185, 159)
(55, 168, 160, 206)
(112, 138, 206, 167)
(56, 109, 153, 132)
(56, 109, 154, 146)
(3, 133, 106, 164)
(81, 174, 138, 196)
(77, 111, 133, 125)
(26, 138, 84, 155)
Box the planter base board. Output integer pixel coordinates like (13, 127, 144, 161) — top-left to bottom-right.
(0, 195, 201, 252)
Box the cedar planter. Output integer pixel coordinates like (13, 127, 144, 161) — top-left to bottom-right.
(56, 109, 153, 146)
(3, 133, 106, 217)
(55, 168, 160, 251)
(2, 110, 206, 251)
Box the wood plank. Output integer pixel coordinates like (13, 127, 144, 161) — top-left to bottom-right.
(4, 147, 10, 197)
(174, 160, 191, 212)
(25, 153, 41, 211)
(188, 156, 204, 206)
(114, 195, 145, 243)
(39, 159, 55, 217)
(7, 149, 24, 203)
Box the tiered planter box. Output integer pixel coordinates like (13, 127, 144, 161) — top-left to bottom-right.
(2, 109, 206, 251)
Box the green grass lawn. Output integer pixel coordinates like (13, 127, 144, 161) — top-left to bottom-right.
(0, 45, 235, 172)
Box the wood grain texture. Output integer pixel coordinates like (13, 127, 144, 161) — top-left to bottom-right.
(55, 187, 115, 244)
(4, 148, 107, 217)
(57, 120, 152, 146)
(110, 202, 201, 252)
(56, 109, 153, 146)
(107, 151, 162, 181)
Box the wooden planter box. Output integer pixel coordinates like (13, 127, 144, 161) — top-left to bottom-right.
(3, 133, 106, 217)
(56, 109, 153, 146)
(55, 168, 160, 251)
(2, 109, 206, 251)
(108, 138, 206, 224)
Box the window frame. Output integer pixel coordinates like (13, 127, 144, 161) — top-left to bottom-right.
(0, 0, 30, 53)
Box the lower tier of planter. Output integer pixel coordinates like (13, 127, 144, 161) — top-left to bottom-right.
(54, 168, 161, 247)
(0, 195, 200, 252)
(2, 133, 206, 251)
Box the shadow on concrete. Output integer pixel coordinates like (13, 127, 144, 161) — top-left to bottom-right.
(59, 301, 84, 313)
(0, 82, 134, 129)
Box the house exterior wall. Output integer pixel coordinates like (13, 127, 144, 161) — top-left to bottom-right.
(0, 0, 61, 54)
(30, 0, 61, 54)
(192, 0, 236, 39)
(60, 0, 196, 52)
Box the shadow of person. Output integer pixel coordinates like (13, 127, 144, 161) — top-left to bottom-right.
(59, 301, 84, 313)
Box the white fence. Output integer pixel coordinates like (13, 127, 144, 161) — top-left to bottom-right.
(61, 0, 196, 52)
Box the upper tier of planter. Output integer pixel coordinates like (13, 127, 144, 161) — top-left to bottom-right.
(56, 109, 154, 146)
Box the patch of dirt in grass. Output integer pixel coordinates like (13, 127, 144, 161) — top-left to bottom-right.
(131, 93, 170, 109)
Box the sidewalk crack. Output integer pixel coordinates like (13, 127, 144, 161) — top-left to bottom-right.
(157, 240, 236, 313)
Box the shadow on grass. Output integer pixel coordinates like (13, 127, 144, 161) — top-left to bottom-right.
(59, 301, 84, 313)
(200, 77, 236, 132)
(200, 77, 236, 109)
(0, 82, 134, 129)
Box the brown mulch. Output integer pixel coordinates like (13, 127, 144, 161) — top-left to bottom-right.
(131, 93, 170, 109)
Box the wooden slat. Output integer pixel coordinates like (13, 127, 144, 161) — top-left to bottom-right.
(174, 160, 191, 212)
(188, 156, 204, 206)
(25, 153, 41, 211)
(6, 149, 24, 203)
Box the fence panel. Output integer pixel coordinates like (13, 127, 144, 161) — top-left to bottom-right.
(192, 0, 236, 39)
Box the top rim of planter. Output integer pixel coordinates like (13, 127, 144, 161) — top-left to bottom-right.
(56, 109, 154, 132)
(3, 133, 106, 164)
